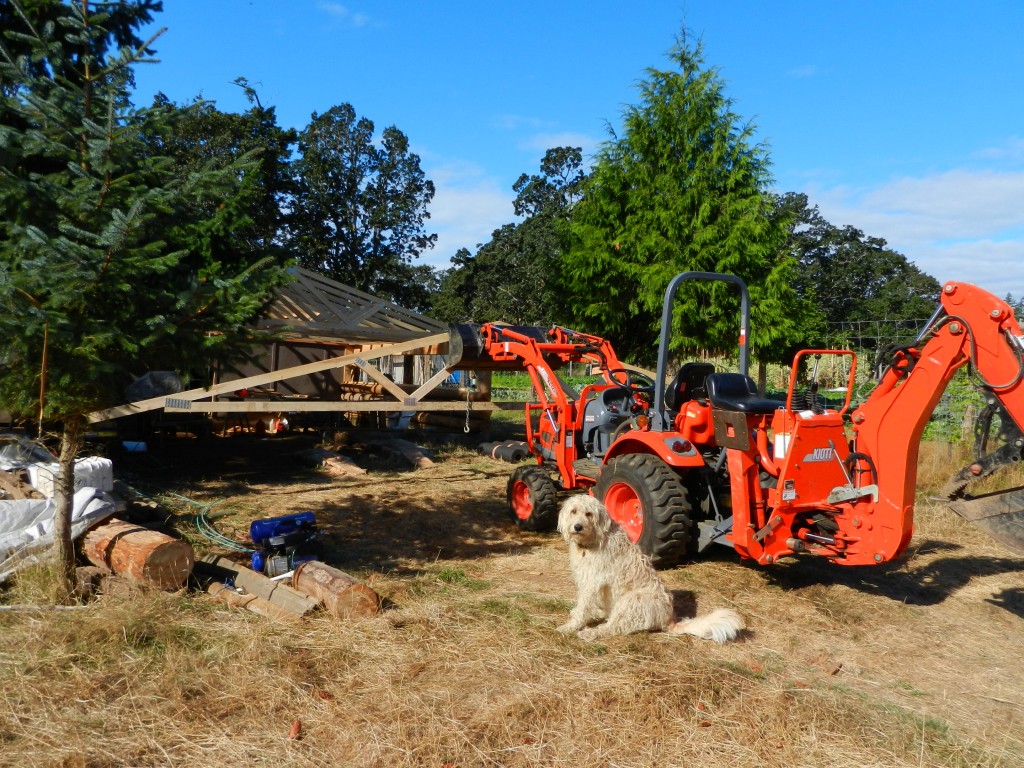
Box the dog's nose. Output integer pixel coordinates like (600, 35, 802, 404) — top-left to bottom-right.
(573, 523, 584, 533)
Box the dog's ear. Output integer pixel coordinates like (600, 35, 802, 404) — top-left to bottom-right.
(595, 500, 615, 535)
(556, 497, 574, 537)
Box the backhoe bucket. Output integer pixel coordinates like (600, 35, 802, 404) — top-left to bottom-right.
(947, 486, 1024, 555)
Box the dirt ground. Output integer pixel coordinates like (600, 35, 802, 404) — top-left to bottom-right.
(3, 424, 1024, 766)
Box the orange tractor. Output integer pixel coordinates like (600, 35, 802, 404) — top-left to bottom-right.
(447, 272, 1024, 568)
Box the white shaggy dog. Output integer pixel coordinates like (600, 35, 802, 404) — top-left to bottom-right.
(557, 494, 744, 643)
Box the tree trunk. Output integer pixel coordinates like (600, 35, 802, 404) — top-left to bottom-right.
(53, 417, 85, 601)
(756, 361, 768, 397)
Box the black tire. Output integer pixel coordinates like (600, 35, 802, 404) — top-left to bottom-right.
(595, 453, 692, 568)
(506, 465, 558, 532)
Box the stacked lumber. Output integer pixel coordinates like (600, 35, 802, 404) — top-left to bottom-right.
(0, 469, 44, 500)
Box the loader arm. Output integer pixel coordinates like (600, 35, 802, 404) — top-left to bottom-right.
(446, 322, 633, 489)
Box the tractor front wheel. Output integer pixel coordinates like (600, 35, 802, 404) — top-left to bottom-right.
(506, 465, 558, 532)
(595, 453, 692, 568)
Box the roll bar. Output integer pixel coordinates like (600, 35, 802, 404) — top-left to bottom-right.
(652, 272, 751, 431)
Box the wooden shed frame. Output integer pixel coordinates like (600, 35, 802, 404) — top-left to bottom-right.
(88, 269, 493, 425)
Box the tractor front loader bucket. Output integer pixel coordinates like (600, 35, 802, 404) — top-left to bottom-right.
(947, 486, 1024, 556)
(447, 323, 551, 371)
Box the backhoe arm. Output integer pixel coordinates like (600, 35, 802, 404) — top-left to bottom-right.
(850, 281, 1024, 559)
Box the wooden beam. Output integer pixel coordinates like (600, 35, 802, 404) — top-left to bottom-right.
(162, 400, 507, 413)
(163, 399, 526, 413)
(88, 332, 448, 423)
(352, 358, 411, 403)
(407, 366, 454, 403)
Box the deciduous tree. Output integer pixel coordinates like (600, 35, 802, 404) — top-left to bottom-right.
(149, 79, 298, 271)
(777, 192, 941, 327)
(434, 147, 583, 325)
(290, 104, 436, 308)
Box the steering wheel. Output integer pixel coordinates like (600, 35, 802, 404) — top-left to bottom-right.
(607, 368, 655, 394)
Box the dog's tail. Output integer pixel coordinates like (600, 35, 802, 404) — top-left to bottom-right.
(669, 608, 744, 644)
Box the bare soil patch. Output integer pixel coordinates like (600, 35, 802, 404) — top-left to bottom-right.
(2, 429, 1023, 767)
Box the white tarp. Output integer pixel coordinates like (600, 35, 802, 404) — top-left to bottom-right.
(0, 435, 117, 581)
(0, 487, 115, 581)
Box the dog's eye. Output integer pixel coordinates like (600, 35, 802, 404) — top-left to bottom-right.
(584, 512, 592, 518)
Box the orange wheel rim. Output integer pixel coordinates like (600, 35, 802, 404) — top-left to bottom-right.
(604, 482, 644, 542)
(511, 480, 534, 520)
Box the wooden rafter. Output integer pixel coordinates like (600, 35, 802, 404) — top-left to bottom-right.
(88, 332, 448, 423)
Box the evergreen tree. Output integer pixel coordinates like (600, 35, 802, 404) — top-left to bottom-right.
(560, 34, 802, 368)
(0, 0, 287, 595)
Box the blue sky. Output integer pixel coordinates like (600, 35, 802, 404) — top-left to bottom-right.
(133, 1, 1024, 300)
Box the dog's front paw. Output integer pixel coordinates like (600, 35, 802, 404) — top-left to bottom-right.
(578, 627, 604, 642)
(557, 623, 576, 634)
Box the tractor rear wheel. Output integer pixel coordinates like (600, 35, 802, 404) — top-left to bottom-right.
(595, 453, 692, 568)
(506, 465, 558, 532)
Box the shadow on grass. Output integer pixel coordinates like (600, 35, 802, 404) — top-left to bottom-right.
(754, 538, 1024, 609)
(117, 431, 554, 575)
(986, 587, 1024, 619)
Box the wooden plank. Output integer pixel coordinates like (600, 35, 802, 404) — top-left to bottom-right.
(164, 400, 502, 413)
(407, 366, 454, 403)
(87, 332, 448, 423)
(353, 358, 411, 403)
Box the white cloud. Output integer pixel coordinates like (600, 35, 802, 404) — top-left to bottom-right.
(787, 64, 818, 78)
(807, 166, 1024, 298)
(517, 131, 603, 159)
(316, 2, 371, 27)
(419, 160, 514, 270)
(493, 114, 551, 132)
(973, 135, 1024, 163)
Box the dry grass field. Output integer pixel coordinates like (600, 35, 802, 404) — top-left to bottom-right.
(2, 427, 1023, 768)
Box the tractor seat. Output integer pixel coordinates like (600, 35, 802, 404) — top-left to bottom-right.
(665, 362, 715, 410)
(705, 373, 781, 415)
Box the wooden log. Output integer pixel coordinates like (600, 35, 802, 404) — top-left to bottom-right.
(81, 518, 194, 590)
(296, 447, 367, 476)
(382, 438, 435, 469)
(292, 561, 381, 619)
(409, 411, 489, 431)
(206, 581, 301, 621)
(195, 555, 321, 616)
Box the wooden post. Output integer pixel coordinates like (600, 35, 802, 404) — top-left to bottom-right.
(206, 582, 301, 621)
(195, 555, 321, 617)
(471, 369, 493, 429)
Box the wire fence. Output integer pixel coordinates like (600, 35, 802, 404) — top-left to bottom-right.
(825, 319, 986, 444)
(484, 318, 991, 444)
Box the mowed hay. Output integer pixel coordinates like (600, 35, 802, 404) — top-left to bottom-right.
(1, 442, 1022, 767)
